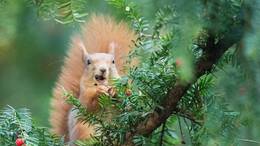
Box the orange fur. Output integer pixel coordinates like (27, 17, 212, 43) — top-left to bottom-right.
(82, 15, 135, 74)
(49, 15, 135, 141)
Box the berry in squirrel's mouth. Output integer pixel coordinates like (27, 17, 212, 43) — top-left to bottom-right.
(95, 75, 106, 81)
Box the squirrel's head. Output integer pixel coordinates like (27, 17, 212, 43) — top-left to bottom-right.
(80, 42, 119, 85)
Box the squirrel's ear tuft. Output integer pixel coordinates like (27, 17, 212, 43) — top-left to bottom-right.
(109, 41, 117, 55)
(72, 35, 88, 62)
(80, 44, 88, 62)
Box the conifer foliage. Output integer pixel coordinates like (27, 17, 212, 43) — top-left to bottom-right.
(65, 0, 251, 145)
(1, 0, 260, 146)
(0, 106, 64, 146)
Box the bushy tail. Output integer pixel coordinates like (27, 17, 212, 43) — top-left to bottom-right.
(49, 36, 85, 139)
(49, 15, 135, 139)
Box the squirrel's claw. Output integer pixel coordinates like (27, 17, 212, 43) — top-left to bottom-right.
(96, 85, 109, 96)
(96, 85, 116, 97)
(108, 87, 116, 97)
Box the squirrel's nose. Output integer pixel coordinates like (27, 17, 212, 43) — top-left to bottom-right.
(100, 68, 106, 73)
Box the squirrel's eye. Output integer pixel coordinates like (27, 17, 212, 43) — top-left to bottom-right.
(112, 60, 115, 64)
(87, 59, 91, 65)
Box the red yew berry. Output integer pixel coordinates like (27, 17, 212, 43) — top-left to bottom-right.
(15, 138, 25, 146)
(125, 89, 132, 96)
(176, 58, 183, 67)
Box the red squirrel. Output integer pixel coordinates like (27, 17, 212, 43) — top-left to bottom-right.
(49, 15, 135, 143)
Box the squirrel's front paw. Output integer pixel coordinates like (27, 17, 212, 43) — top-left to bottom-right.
(96, 85, 109, 96)
(108, 87, 116, 97)
(96, 85, 116, 97)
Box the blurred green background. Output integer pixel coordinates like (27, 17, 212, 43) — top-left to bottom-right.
(0, 0, 259, 144)
(0, 0, 69, 126)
